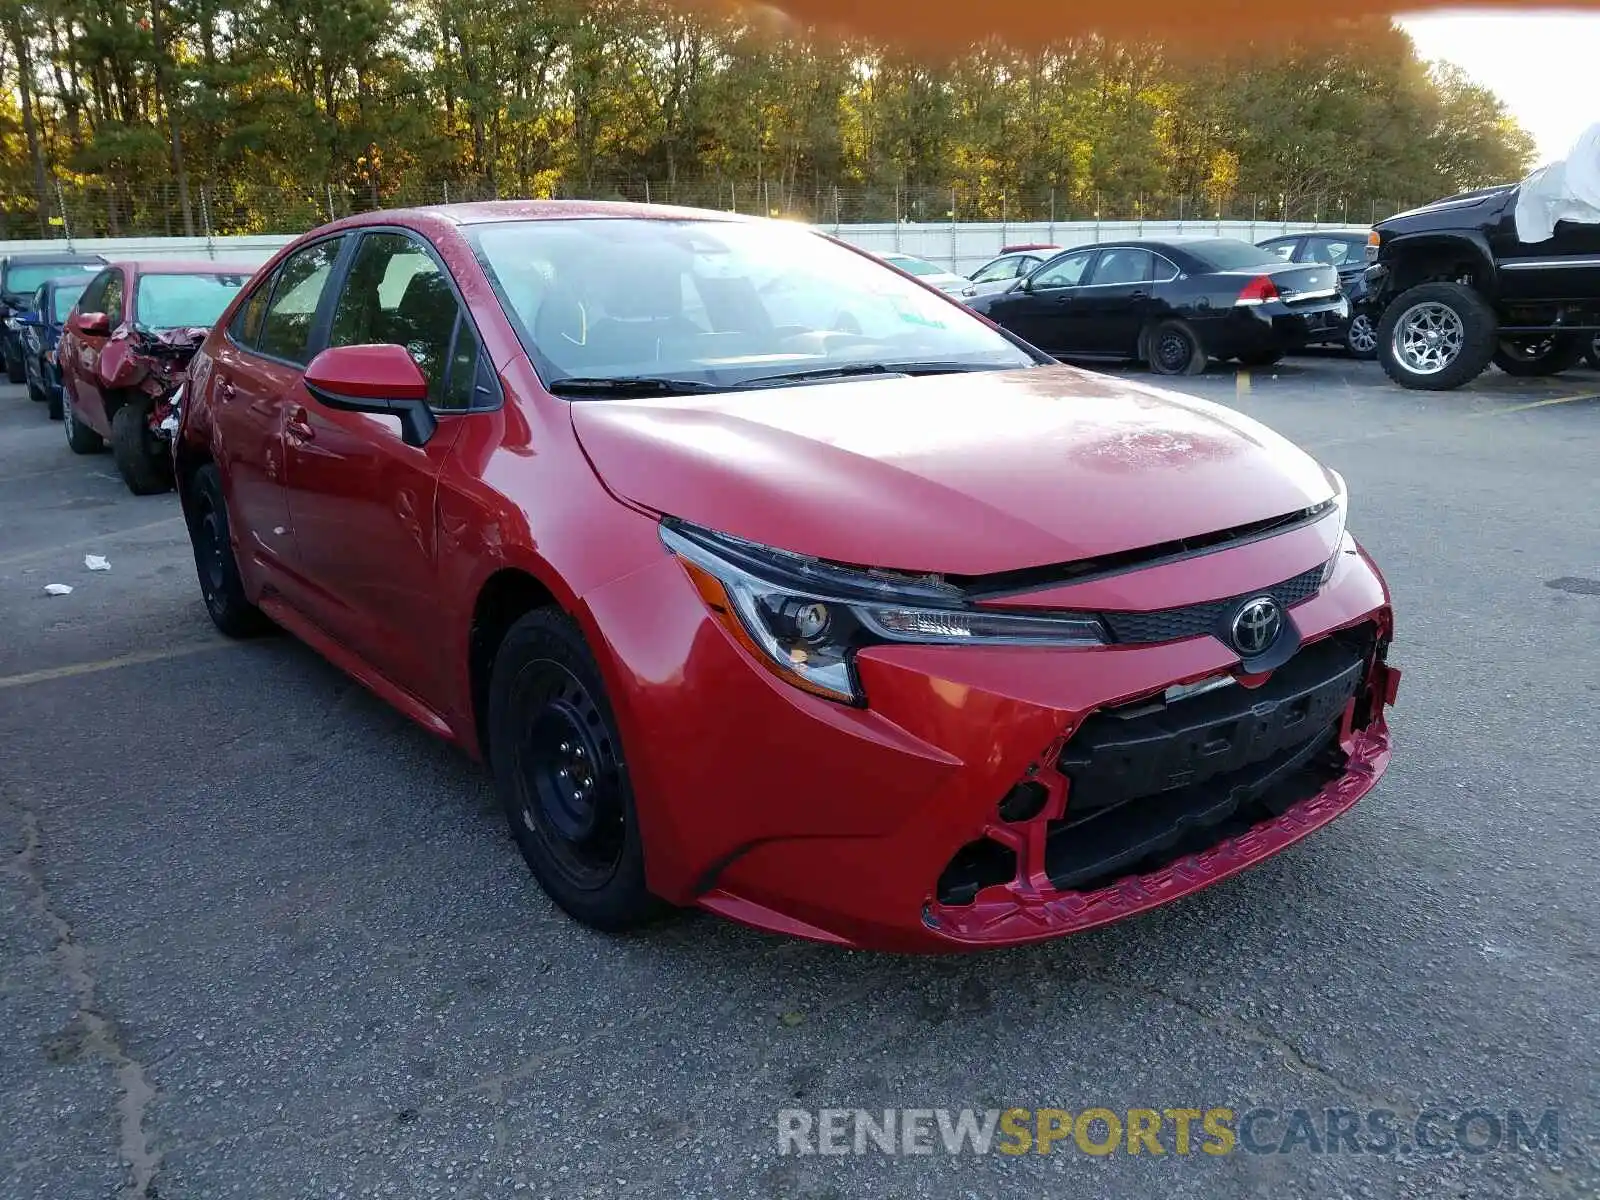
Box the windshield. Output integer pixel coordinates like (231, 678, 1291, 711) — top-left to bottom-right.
(1183, 240, 1283, 271)
(470, 218, 1036, 389)
(5, 262, 101, 295)
(135, 272, 249, 329)
(51, 283, 88, 322)
(882, 254, 944, 277)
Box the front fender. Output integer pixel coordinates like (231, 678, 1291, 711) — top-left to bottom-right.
(1376, 230, 1498, 297)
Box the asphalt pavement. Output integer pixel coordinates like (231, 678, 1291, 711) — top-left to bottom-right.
(2, 356, 1597, 1199)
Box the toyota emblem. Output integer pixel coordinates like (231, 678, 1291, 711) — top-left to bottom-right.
(1230, 596, 1283, 656)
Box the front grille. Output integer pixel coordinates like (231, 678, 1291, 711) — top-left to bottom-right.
(1044, 631, 1367, 892)
(1099, 564, 1323, 646)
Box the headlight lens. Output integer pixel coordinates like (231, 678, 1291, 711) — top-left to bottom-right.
(1320, 470, 1350, 585)
(660, 521, 1107, 705)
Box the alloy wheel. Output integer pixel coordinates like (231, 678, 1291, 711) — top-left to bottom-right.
(1392, 302, 1464, 375)
(1347, 314, 1377, 355)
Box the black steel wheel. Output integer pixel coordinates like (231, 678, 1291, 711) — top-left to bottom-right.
(488, 608, 665, 931)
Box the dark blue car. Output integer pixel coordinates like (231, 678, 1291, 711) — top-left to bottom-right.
(18, 276, 91, 419)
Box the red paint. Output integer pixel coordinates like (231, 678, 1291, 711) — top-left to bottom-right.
(172, 201, 1401, 953)
(305, 344, 430, 401)
(60, 259, 256, 439)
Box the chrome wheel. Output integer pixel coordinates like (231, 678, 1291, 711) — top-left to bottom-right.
(1391, 302, 1464, 375)
(1347, 314, 1377, 355)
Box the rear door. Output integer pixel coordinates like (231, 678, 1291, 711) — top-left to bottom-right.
(987, 248, 1096, 353)
(281, 228, 487, 708)
(209, 235, 348, 585)
(1075, 247, 1158, 354)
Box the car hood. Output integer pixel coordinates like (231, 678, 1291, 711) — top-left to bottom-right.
(568, 365, 1340, 576)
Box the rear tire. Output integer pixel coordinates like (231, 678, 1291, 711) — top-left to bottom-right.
(487, 608, 666, 933)
(1376, 282, 1497, 391)
(1492, 333, 1586, 377)
(62, 386, 105, 453)
(186, 463, 273, 638)
(1145, 320, 1208, 377)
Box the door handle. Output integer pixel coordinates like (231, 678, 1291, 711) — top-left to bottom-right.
(285, 409, 315, 442)
(217, 378, 237, 402)
(1130, 290, 1149, 299)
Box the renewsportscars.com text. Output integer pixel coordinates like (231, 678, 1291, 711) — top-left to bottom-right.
(777, 1106, 1561, 1157)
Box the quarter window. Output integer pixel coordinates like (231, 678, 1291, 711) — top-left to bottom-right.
(256, 237, 344, 364)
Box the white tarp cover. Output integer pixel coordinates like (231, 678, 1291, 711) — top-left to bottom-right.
(1514, 121, 1600, 243)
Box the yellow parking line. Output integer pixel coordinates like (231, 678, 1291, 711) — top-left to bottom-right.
(0, 516, 186, 569)
(1470, 392, 1600, 417)
(0, 641, 231, 691)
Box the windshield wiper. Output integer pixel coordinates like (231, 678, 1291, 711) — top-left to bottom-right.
(546, 375, 727, 398)
(729, 361, 1009, 389)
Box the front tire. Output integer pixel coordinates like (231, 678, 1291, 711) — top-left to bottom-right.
(1145, 319, 1208, 377)
(62, 386, 105, 453)
(1586, 334, 1600, 370)
(1376, 282, 1497, 391)
(1491, 333, 1586, 377)
(111, 401, 175, 495)
(487, 608, 665, 933)
(186, 463, 273, 638)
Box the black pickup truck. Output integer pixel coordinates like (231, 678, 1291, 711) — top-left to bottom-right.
(1361, 184, 1600, 390)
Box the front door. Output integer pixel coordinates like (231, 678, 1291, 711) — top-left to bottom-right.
(62, 267, 125, 435)
(989, 248, 1096, 354)
(281, 228, 488, 710)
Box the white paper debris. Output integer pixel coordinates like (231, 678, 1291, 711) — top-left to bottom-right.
(1514, 121, 1600, 243)
(85, 554, 110, 571)
(44, 584, 73, 595)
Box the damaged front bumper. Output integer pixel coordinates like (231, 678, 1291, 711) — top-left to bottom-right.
(582, 524, 1400, 953)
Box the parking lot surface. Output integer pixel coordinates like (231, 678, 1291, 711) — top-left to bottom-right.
(2, 356, 1598, 1199)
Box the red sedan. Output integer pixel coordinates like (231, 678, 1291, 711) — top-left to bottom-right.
(172, 201, 1400, 953)
(58, 259, 252, 488)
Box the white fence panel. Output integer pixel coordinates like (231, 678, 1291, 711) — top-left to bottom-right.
(0, 218, 1371, 279)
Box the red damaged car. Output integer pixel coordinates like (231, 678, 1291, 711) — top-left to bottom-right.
(59, 259, 251, 493)
(172, 202, 1400, 953)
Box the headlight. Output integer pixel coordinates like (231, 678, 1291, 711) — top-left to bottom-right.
(1320, 470, 1350, 585)
(660, 521, 1107, 705)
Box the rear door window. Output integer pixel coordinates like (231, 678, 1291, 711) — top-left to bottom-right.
(255, 238, 344, 364)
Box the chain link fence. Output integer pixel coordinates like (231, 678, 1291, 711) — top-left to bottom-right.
(0, 176, 1424, 241)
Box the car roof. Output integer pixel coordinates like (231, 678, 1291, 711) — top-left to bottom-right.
(316, 198, 761, 233)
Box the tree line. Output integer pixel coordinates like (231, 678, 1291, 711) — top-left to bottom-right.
(0, 0, 1539, 236)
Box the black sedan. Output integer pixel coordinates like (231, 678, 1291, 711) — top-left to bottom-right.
(966, 237, 1349, 376)
(1257, 229, 1378, 358)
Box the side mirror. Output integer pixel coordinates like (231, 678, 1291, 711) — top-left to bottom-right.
(303, 343, 437, 448)
(77, 311, 111, 336)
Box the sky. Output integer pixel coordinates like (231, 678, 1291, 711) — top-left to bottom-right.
(1396, 8, 1600, 166)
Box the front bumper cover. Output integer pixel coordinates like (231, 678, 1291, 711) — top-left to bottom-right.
(581, 525, 1398, 953)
